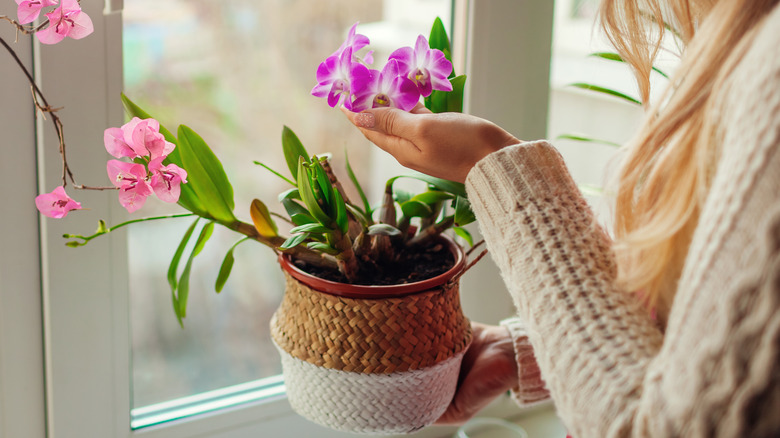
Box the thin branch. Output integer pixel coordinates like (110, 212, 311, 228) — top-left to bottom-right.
(0, 15, 49, 35)
(1, 34, 114, 190)
(466, 239, 485, 256)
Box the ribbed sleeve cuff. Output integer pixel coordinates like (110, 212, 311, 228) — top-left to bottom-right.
(500, 317, 550, 407)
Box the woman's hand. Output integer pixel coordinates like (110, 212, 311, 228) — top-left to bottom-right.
(436, 322, 519, 425)
(343, 104, 520, 183)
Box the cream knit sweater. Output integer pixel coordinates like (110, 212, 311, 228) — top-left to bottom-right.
(464, 6, 780, 438)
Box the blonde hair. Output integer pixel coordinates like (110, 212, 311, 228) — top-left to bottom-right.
(599, 0, 778, 320)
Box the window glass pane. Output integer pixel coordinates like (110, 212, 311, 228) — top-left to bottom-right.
(548, 0, 677, 224)
(123, 0, 452, 421)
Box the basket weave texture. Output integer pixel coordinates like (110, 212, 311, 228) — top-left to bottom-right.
(271, 272, 472, 374)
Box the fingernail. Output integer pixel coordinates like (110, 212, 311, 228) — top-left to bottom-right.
(354, 112, 375, 129)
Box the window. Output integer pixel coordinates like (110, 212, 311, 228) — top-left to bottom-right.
(5, 0, 558, 436)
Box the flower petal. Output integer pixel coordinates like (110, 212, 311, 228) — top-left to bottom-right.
(390, 76, 421, 111)
(388, 46, 414, 76)
(35, 186, 81, 218)
(104, 127, 136, 158)
(36, 18, 67, 45)
(149, 158, 187, 203)
(66, 10, 93, 40)
(16, 1, 43, 24)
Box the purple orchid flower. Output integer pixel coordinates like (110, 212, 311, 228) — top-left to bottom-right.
(311, 47, 370, 110)
(332, 22, 370, 57)
(389, 35, 453, 97)
(36, 0, 93, 45)
(350, 59, 420, 112)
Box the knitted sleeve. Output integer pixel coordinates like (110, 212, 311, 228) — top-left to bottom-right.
(499, 317, 550, 407)
(464, 8, 780, 438)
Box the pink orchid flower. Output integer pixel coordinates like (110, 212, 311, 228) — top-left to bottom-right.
(15, 0, 58, 25)
(332, 22, 370, 58)
(389, 35, 453, 97)
(148, 157, 188, 203)
(36, 0, 94, 45)
(350, 59, 420, 112)
(35, 186, 81, 218)
(104, 117, 174, 159)
(311, 47, 371, 110)
(107, 160, 153, 213)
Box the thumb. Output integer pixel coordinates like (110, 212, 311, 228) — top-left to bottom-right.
(357, 107, 417, 138)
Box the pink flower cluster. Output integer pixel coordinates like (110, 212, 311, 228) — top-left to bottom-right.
(312, 23, 453, 113)
(104, 118, 188, 213)
(16, 0, 94, 45)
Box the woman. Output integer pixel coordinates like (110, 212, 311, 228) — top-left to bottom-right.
(345, 0, 780, 436)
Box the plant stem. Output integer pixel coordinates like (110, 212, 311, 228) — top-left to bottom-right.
(65, 213, 196, 244)
(1, 33, 114, 191)
(407, 215, 455, 247)
(229, 220, 340, 271)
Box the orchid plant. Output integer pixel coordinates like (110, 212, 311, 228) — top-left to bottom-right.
(10, 10, 477, 325)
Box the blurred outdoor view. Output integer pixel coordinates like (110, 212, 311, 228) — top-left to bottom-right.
(123, 0, 452, 410)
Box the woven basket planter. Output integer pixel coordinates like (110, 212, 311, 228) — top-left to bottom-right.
(271, 236, 472, 434)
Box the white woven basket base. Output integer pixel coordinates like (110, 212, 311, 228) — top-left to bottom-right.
(275, 343, 466, 435)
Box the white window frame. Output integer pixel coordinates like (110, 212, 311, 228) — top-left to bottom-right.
(2, 0, 558, 436)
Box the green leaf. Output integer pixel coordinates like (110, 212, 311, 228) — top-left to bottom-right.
(282, 197, 310, 217)
(177, 125, 237, 224)
(454, 196, 476, 226)
(215, 237, 251, 293)
(167, 217, 200, 291)
(345, 148, 371, 216)
(345, 204, 370, 228)
(306, 242, 340, 255)
(393, 189, 413, 205)
(297, 158, 332, 225)
(388, 173, 467, 198)
(254, 161, 296, 186)
(310, 156, 334, 207)
(411, 190, 454, 205)
(401, 200, 434, 218)
(428, 17, 452, 63)
(367, 224, 402, 237)
(175, 221, 214, 324)
(446, 75, 467, 113)
(280, 232, 309, 250)
(556, 133, 622, 148)
(282, 126, 310, 181)
(120, 93, 177, 145)
(290, 223, 331, 234)
(569, 83, 642, 105)
(333, 189, 349, 235)
(453, 226, 474, 246)
(120, 93, 207, 216)
(290, 213, 318, 226)
(278, 188, 301, 202)
(589, 52, 669, 79)
(249, 199, 278, 238)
